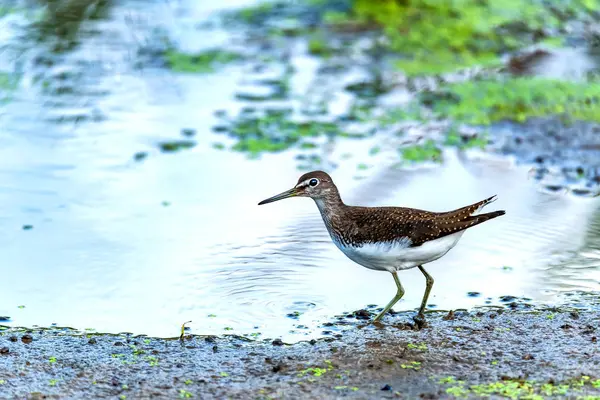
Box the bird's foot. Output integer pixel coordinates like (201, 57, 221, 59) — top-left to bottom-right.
(412, 313, 428, 330)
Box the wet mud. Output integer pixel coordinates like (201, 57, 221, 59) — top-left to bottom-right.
(1, 296, 599, 399)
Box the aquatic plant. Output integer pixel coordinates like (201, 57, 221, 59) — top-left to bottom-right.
(444, 129, 488, 150)
(400, 140, 442, 163)
(424, 78, 600, 125)
(158, 140, 196, 153)
(349, 0, 600, 75)
(0, 72, 19, 105)
(214, 108, 353, 156)
(165, 49, 241, 73)
(441, 376, 600, 399)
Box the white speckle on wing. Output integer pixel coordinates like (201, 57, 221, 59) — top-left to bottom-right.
(332, 232, 465, 273)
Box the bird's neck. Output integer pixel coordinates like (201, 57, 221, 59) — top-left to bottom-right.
(313, 189, 345, 226)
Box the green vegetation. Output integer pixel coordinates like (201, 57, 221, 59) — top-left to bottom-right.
(216, 0, 600, 170)
(400, 361, 422, 370)
(0, 72, 19, 105)
(166, 49, 241, 73)
(406, 342, 428, 351)
(445, 129, 488, 150)
(298, 360, 335, 378)
(158, 140, 197, 153)
(441, 376, 600, 399)
(214, 108, 354, 156)
(307, 33, 333, 56)
(347, 0, 599, 76)
(425, 78, 600, 125)
(400, 140, 442, 163)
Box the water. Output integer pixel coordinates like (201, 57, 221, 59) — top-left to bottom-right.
(0, 0, 599, 342)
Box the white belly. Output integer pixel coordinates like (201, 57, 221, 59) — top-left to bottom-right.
(332, 232, 465, 273)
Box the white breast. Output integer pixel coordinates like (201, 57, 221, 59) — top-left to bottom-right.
(332, 231, 465, 273)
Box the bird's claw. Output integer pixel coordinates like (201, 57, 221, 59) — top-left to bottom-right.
(413, 313, 427, 329)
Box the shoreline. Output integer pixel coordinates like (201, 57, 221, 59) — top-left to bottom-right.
(1, 298, 599, 399)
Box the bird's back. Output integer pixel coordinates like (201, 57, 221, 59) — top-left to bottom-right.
(325, 196, 505, 248)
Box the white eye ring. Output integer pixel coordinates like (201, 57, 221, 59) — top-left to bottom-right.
(309, 178, 319, 187)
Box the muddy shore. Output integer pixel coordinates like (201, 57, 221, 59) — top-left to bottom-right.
(1, 297, 599, 399)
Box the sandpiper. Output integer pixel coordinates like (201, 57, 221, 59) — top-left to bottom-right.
(258, 171, 505, 325)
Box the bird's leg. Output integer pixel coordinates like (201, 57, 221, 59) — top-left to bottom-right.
(414, 265, 434, 327)
(373, 272, 405, 322)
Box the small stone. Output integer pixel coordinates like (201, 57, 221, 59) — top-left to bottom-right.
(113, 341, 124, 346)
(88, 338, 97, 344)
(0, 347, 9, 355)
(522, 354, 534, 360)
(133, 151, 148, 161)
(569, 311, 580, 320)
(271, 339, 284, 346)
(309, 339, 316, 345)
(381, 384, 392, 391)
(9, 336, 17, 342)
(22, 225, 33, 230)
(467, 292, 481, 297)
(443, 310, 455, 320)
(21, 334, 33, 344)
(272, 363, 285, 373)
(181, 128, 196, 137)
(354, 309, 371, 320)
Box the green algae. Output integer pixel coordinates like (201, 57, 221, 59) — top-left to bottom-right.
(214, 108, 351, 156)
(400, 140, 442, 163)
(349, 0, 600, 76)
(165, 49, 241, 73)
(158, 140, 197, 153)
(307, 33, 333, 57)
(0, 72, 19, 105)
(442, 376, 600, 399)
(425, 78, 600, 125)
(444, 129, 488, 150)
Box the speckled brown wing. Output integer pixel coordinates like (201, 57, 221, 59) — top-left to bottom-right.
(436, 195, 498, 220)
(338, 196, 504, 247)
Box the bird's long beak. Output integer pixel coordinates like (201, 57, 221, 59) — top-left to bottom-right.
(258, 187, 299, 205)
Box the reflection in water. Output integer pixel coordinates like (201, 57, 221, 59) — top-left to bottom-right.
(0, 0, 598, 342)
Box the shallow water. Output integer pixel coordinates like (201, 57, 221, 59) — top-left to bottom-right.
(0, 0, 599, 342)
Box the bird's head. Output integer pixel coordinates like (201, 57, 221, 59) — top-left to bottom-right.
(258, 171, 336, 205)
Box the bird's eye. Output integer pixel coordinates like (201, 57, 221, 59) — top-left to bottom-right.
(309, 178, 319, 187)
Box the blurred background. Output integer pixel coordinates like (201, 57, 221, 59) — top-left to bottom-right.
(0, 0, 599, 342)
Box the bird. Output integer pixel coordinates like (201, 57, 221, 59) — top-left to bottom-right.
(258, 170, 505, 325)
